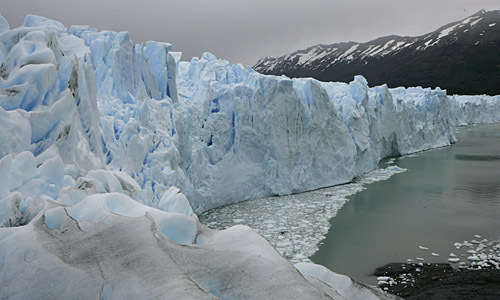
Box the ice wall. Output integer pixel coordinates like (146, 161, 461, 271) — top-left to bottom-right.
(1, 14, 500, 220)
(172, 58, 469, 212)
(453, 94, 500, 125)
(172, 57, 500, 212)
(0, 15, 107, 226)
(0, 13, 498, 299)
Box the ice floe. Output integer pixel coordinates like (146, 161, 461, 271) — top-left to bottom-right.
(200, 164, 407, 263)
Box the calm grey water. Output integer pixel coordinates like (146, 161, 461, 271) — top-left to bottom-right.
(311, 123, 500, 285)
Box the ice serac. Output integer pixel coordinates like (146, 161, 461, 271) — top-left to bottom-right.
(63, 22, 499, 213)
(0, 14, 108, 225)
(175, 60, 357, 212)
(0, 15, 102, 168)
(0, 15, 394, 299)
(453, 95, 500, 125)
(0, 13, 499, 299)
(173, 56, 469, 212)
(68, 24, 187, 209)
(2, 13, 500, 215)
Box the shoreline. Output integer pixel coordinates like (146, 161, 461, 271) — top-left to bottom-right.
(374, 237, 500, 298)
(374, 262, 500, 299)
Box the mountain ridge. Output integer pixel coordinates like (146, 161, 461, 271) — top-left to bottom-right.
(254, 10, 500, 95)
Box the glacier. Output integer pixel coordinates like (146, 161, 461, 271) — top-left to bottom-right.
(0, 12, 499, 299)
(200, 163, 408, 264)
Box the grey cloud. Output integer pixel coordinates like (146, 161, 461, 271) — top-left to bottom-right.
(2, 0, 500, 65)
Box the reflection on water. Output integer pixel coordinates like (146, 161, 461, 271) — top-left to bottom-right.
(311, 123, 500, 285)
(454, 154, 500, 161)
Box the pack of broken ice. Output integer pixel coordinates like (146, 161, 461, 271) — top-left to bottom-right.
(0, 13, 499, 299)
(409, 236, 500, 269)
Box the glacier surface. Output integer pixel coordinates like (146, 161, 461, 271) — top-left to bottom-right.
(2, 13, 499, 217)
(0, 12, 499, 299)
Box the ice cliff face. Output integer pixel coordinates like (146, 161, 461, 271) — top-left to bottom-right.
(0, 12, 499, 299)
(1, 14, 500, 219)
(453, 94, 500, 125)
(173, 59, 500, 212)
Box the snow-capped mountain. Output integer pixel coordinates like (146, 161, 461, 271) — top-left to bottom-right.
(254, 10, 500, 95)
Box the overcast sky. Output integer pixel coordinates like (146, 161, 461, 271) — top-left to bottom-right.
(2, 1, 500, 66)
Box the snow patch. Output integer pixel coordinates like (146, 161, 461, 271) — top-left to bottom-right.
(437, 23, 462, 39)
(470, 18, 483, 27)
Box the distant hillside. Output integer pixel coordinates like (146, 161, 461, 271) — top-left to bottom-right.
(254, 10, 500, 95)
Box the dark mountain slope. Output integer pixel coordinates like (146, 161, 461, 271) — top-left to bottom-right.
(254, 10, 500, 95)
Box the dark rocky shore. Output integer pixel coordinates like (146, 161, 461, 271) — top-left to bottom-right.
(374, 262, 500, 299)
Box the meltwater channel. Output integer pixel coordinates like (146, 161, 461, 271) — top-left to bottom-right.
(199, 123, 500, 285)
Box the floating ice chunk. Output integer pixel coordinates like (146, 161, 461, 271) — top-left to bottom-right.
(416, 257, 424, 261)
(378, 281, 389, 287)
(377, 276, 390, 281)
(419, 246, 429, 250)
(462, 241, 472, 247)
(449, 253, 457, 257)
(387, 165, 405, 171)
(448, 258, 460, 263)
(431, 253, 440, 257)
(467, 255, 480, 261)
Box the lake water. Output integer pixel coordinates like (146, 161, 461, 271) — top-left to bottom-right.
(311, 123, 500, 284)
(199, 123, 500, 286)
